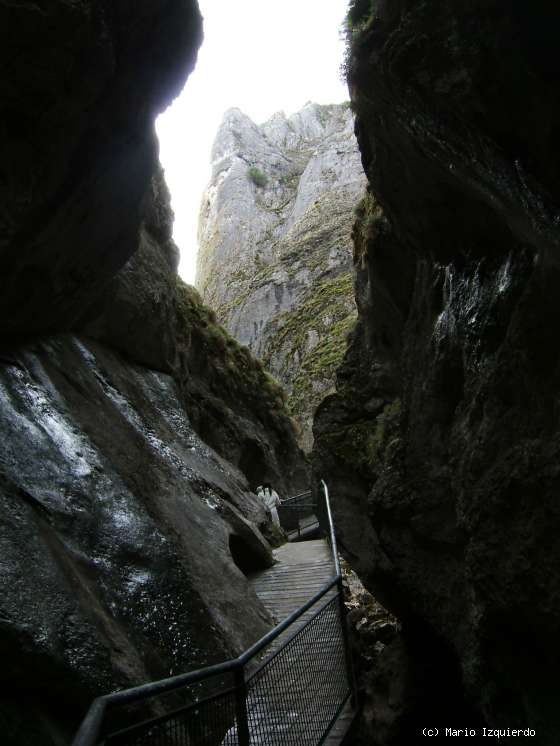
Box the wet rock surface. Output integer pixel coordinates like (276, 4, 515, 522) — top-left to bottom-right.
(197, 103, 367, 449)
(0, 2, 309, 743)
(315, 1, 560, 742)
(0, 336, 274, 744)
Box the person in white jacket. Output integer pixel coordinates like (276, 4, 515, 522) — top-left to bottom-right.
(257, 483, 282, 528)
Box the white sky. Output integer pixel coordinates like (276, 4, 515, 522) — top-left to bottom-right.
(156, 0, 350, 284)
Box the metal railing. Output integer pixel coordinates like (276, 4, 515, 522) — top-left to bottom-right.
(277, 489, 318, 540)
(72, 481, 353, 746)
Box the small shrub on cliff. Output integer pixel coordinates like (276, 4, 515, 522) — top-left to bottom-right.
(247, 166, 268, 188)
(175, 278, 294, 435)
(346, 0, 376, 30)
(341, 0, 377, 80)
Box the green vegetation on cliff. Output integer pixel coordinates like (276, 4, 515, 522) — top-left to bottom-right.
(196, 102, 366, 451)
(175, 279, 295, 435)
(352, 191, 384, 263)
(319, 399, 401, 479)
(263, 272, 357, 426)
(342, 0, 378, 78)
(265, 272, 355, 367)
(346, 0, 377, 30)
(247, 166, 268, 188)
(288, 312, 357, 421)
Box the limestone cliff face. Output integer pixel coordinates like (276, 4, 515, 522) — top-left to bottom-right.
(197, 103, 367, 449)
(0, 3, 307, 744)
(314, 1, 560, 742)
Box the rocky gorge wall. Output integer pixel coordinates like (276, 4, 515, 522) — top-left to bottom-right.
(314, 1, 560, 743)
(0, 335, 275, 743)
(0, 2, 307, 743)
(196, 103, 367, 449)
(0, 0, 199, 337)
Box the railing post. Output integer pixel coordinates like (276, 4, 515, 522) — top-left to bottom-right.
(324, 478, 359, 709)
(338, 571, 359, 708)
(234, 664, 250, 745)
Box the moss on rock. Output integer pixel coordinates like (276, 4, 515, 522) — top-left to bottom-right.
(176, 278, 288, 419)
(320, 398, 401, 480)
(173, 278, 309, 494)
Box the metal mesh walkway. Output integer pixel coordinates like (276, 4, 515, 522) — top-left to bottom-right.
(239, 540, 351, 746)
(71, 483, 355, 746)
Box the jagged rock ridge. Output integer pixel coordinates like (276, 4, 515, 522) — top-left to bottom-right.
(314, 1, 560, 743)
(197, 102, 367, 449)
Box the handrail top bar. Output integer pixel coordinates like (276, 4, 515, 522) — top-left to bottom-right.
(278, 502, 315, 508)
(71, 697, 108, 746)
(280, 490, 312, 503)
(72, 480, 337, 746)
(72, 572, 341, 745)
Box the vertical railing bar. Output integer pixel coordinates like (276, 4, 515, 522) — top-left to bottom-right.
(323, 479, 358, 708)
(234, 664, 250, 746)
(337, 574, 359, 707)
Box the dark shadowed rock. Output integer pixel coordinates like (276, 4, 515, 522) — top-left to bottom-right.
(315, 1, 560, 742)
(0, 2, 309, 745)
(83, 167, 181, 372)
(0, 0, 202, 336)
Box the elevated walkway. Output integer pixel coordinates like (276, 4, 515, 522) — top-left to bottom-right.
(72, 483, 355, 746)
(278, 491, 321, 542)
(245, 539, 354, 745)
(249, 539, 334, 625)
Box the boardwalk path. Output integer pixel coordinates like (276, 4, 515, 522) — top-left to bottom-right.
(249, 540, 335, 631)
(239, 539, 353, 746)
